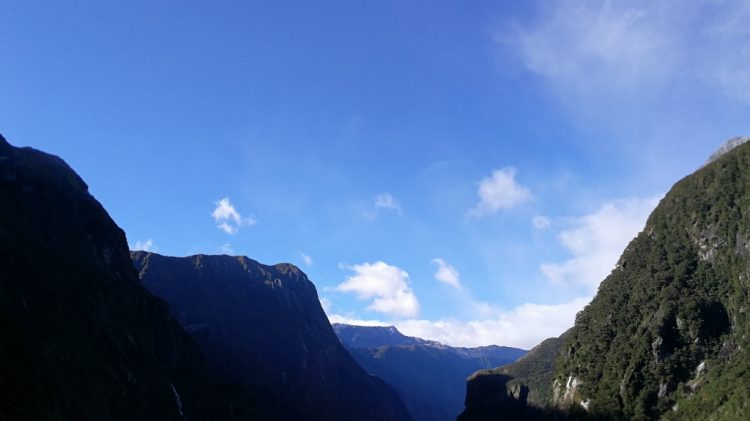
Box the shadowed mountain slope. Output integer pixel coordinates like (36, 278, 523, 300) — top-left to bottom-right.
(132, 252, 412, 421)
(0, 135, 228, 420)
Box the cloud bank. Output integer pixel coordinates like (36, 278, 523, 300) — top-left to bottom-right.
(328, 296, 589, 349)
(541, 196, 661, 291)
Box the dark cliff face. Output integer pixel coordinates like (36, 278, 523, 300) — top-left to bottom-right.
(131, 252, 413, 421)
(0, 136, 218, 420)
(334, 324, 526, 421)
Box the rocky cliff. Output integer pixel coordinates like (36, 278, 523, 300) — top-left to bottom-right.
(0, 135, 224, 420)
(131, 252, 412, 421)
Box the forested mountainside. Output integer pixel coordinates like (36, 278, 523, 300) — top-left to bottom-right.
(552, 140, 750, 419)
(458, 332, 569, 420)
(460, 139, 750, 420)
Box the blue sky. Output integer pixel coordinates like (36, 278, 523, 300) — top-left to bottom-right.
(2, 1, 748, 348)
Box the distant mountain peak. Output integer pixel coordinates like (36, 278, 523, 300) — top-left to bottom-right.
(705, 136, 750, 164)
(333, 323, 436, 348)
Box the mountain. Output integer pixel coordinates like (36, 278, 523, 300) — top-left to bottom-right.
(333, 324, 526, 421)
(131, 252, 412, 421)
(0, 135, 229, 419)
(458, 331, 570, 420)
(460, 138, 750, 420)
(333, 323, 438, 348)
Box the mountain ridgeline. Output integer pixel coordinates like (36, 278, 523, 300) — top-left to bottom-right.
(0, 135, 224, 419)
(460, 138, 750, 420)
(0, 135, 411, 420)
(131, 252, 412, 421)
(334, 324, 526, 421)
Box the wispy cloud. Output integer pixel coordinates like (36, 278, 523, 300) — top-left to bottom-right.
(541, 195, 661, 291)
(212, 197, 256, 235)
(334, 261, 420, 318)
(532, 215, 551, 230)
(374, 193, 401, 211)
(502, 0, 750, 108)
(364, 192, 402, 220)
(467, 168, 531, 219)
(431, 258, 462, 289)
(220, 243, 234, 255)
(300, 252, 313, 267)
(132, 239, 156, 252)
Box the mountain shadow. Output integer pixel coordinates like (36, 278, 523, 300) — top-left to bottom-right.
(0, 135, 233, 420)
(132, 252, 413, 421)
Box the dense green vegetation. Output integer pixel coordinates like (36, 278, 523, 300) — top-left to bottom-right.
(494, 330, 570, 408)
(458, 331, 578, 420)
(553, 142, 750, 420)
(460, 141, 750, 420)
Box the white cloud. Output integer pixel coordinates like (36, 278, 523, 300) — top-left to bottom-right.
(132, 239, 156, 252)
(364, 192, 402, 220)
(301, 252, 313, 267)
(374, 193, 401, 211)
(431, 258, 462, 289)
(532, 216, 551, 230)
(334, 261, 420, 318)
(541, 196, 661, 291)
(468, 168, 531, 218)
(327, 296, 590, 349)
(212, 197, 256, 235)
(220, 243, 234, 255)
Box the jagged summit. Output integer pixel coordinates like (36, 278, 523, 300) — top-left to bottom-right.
(705, 136, 750, 164)
(333, 323, 438, 348)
